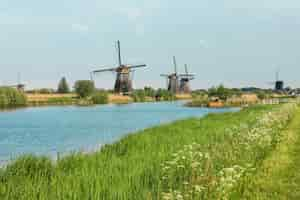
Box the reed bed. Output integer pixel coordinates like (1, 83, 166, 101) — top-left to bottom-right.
(0, 104, 297, 199)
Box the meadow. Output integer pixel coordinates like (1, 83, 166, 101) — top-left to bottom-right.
(0, 103, 298, 199)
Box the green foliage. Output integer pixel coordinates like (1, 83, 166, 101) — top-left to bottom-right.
(74, 80, 95, 98)
(57, 77, 70, 93)
(186, 95, 209, 107)
(131, 87, 157, 102)
(131, 89, 146, 102)
(144, 87, 156, 98)
(0, 87, 27, 108)
(92, 91, 108, 104)
(208, 85, 241, 100)
(156, 88, 175, 101)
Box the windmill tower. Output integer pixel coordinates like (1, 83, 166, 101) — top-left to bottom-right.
(92, 41, 147, 94)
(161, 56, 180, 94)
(179, 64, 195, 93)
(275, 70, 284, 91)
(267, 69, 284, 91)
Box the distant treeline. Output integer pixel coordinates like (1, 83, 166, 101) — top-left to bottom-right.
(131, 87, 175, 102)
(0, 87, 27, 108)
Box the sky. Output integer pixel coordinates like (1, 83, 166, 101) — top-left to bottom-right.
(0, 0, 300, 90)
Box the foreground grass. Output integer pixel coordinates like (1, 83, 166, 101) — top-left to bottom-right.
(242, 106, 300, 199)
(0, 104, 297, 199)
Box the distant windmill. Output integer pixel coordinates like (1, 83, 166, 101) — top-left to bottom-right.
(161, 56, 180, 94)
(267, 69, 284, 91)
(92, 41, 147, 94)
(6, 72, 25, 91)
(179, 64, 195, 93)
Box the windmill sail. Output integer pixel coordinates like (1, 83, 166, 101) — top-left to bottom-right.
(92, 40, 147, 94)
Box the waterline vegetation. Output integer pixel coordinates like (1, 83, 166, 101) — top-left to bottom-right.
(0, 103, 299, 199)
(0, 87, 27, 108)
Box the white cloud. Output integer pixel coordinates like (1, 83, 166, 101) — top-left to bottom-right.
(71, 23, 89, 32)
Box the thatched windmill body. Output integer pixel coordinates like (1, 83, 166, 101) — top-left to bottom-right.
(92, 41, 147, 94)
(161, 56, 180, 94)
(179, 64, 195, 93)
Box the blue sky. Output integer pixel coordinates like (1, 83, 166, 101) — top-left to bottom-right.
(0, 0, 300, 89)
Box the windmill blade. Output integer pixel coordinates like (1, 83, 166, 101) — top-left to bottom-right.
(130, 69, 135, 81)
(117, 40, 122, 66)
(178, 74, 195, 77)
(127, 64, 147, 69)
(184, 64, 188, 75)
(93, 67, 117, 73)
(160, 74, 169, 77)
(173, 56, 177, 74)
(90, 72, 94, 81)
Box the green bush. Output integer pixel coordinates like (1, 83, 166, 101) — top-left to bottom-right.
(92, 91, 108, 104)
(156, 89, 175, 101)
(74, 80, 95, 98)
(144, 87, 156, 98)
(131, 89, 146, 102)
(0, 87, 27, 108)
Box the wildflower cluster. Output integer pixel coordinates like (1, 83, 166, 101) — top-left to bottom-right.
(159, 103, 297, 200)
(160, 143, 211, 199)
(242, 103, 296, 149)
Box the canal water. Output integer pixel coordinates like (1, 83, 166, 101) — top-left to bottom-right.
(0, 101, 238, 163)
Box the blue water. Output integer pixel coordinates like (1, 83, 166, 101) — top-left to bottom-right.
(0, 101, 237, 163)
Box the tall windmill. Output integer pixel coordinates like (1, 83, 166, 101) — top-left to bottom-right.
(92, 41, 147, 94)
(161, 56, 180, 94)
(179, 64, 195, 93)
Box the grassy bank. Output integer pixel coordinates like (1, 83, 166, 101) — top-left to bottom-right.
(241, 106, 300, 199)
(0, 103, 297, 199)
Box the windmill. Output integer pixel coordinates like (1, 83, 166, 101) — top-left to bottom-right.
(267, 69, 284, 91)
(179, 64, 195, 93)
(92, 41, 147, 94)
(6, 72, 25, 92)
(161, 56, 180, 94)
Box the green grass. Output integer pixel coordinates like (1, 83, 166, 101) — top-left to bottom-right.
(241, 106, 300, 199)
(0, 104, 297, 199)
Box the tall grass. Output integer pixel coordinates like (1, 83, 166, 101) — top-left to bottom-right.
(0, 104, 296, 199)
(0, 87, 27, 108)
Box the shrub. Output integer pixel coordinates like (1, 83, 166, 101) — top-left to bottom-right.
(0, 87, 27, 108)
(74, 80, 95, 98)
(156, 89, 175, 101)
(131, 89, 146, 102)
(144, 87, 156, 98)
(92, 91, 108, 104)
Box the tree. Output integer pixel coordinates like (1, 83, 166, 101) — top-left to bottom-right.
(74, 80, 95, 98)
(208, 85, 233, 101)
(144, 86, 156, 97)
(57, 77, 70, 93)
(92, 91, 108, 104)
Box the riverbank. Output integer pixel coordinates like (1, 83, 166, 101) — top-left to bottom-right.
(0, 103, 297, 199)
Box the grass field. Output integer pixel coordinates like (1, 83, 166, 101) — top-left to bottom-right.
(0, 103, 299, 199)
